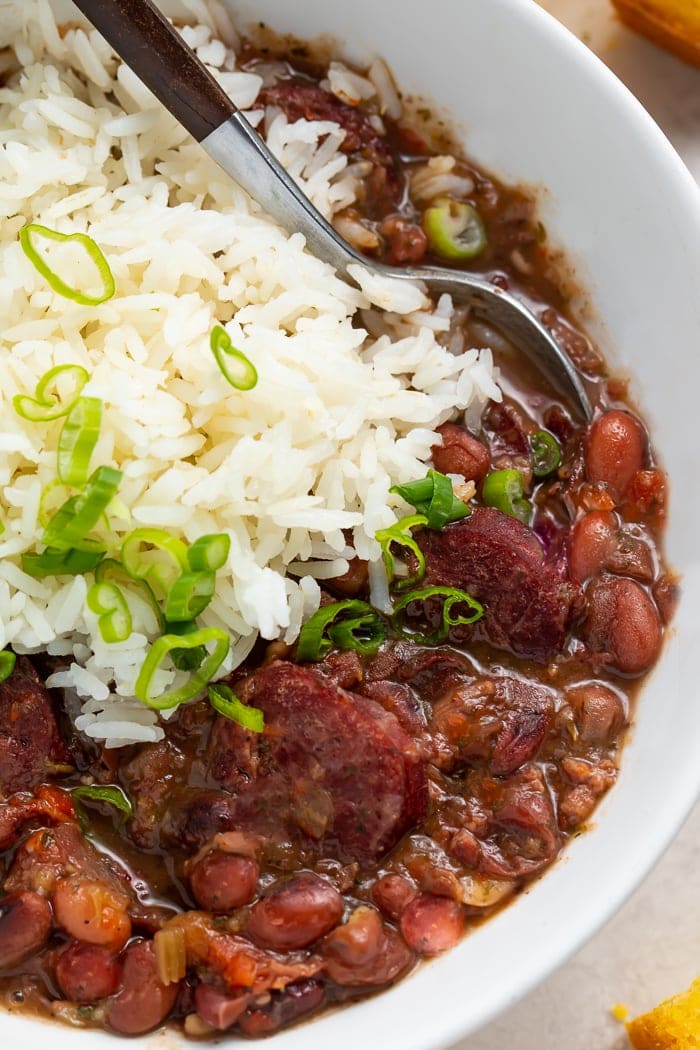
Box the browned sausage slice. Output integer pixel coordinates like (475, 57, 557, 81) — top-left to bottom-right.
(207, 663, 428, 864)
(419, 507, 580, 661)
(0, 657, 69, 795)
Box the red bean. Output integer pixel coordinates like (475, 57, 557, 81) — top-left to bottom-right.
(0, 892, 52, 970)
(56, 943, 121, 1002)
(371, 874, 417, 923)
(321, 906, 413, 987)
(582, 575, 662, 674)
(106, 940, 178, 1036)
(432, 422, 490, 483)
(400, 894, 465, 955)
(569, 511, 617, 583)
(326, 557, 369, 598)
(190, 851, 259, 912)
(52, 877, 131, 950)
(566, 682, 626, 744)
(246, 873, 343, 952)
(194, 983, 249, 1031)
(585, 410, 646, 497)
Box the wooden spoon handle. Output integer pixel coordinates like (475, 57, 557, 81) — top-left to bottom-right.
(72, 0, 235, 141)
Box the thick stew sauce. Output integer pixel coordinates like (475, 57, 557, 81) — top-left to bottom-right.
(0, 40, 672, 1040)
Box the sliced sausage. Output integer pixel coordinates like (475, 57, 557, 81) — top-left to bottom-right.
(432, 422, 490, 482)
(0, 656, 69, 795)
(55, 943, 121, 1002)
(585, 410, 646, 497)
(0, 891, 52, 970)
(246, 874, 343, 952)
(419, 507, 580, 661)
(106, 939, 178, 1036)
(207, 663, 428, 864)
(581, 575, 662, 675)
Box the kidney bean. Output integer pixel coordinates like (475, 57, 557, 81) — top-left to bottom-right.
(55, 943, 121, 1002)
(371, 873, 418, 922)
(237, 980, 325, 1037)
(321, 906, 413, 987)
(106, 939, 178, 1035)
(432, 422, 490, 482)
(399, 894, 465, 955)
(585, 410, 646, 497)
(566, 682, 626, 744)
(582, 575, 662, 674)
(194, 983, 249, 1031)
(569, 511, 617, 583)
(0, 892, 52, 970)
(326, 557, 370, 598)
(246, 873, 343, 952)
(52, 877, 131, 950)
(189, 851, 259, 912)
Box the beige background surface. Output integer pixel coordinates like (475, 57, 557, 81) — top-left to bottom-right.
(454, 3, 700, 1048)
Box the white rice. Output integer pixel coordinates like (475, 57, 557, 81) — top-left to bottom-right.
(0, 1, 501, 746)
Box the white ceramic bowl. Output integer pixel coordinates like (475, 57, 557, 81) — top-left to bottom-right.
(6, 1, 700, 1047)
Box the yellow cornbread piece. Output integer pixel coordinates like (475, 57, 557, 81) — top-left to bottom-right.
(626, 978, 700, 1048)
(611, 0, 700, 67)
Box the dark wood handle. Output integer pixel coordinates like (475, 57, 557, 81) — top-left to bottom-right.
(72, 0, 235, 141)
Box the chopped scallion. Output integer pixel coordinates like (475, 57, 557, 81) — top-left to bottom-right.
(164, 570, 216, 623)
(121, 527, 189, 595)
(134, 627, 229, 710)
(42, 465, 122, 550)
(391, 584, 484, 645)
(95, 558, 164, 632)
(13, 363, 89, 423)
(210, 324, 258, 391)
(0, 650, 16, 684)
(296, 599, 387, 662)
(22, 544, 106, 578)
(19, 223, 115, 306)
(208, 682, 264, 732)
(481, 469, 530, 523)
(423, 197, 487, 260)
(375, 514, 428, 590)
(58, 396, 102, 486)
(87, 581, 132, 644)
(71, 784, 133, 830)
(530, 429, 561, 477)
(391, 469, 470, 529)
(187, 533, 231, 573)
(166, 619, 207, 671)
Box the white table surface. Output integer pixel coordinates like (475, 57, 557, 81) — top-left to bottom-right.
(455, 4, 700, 1048)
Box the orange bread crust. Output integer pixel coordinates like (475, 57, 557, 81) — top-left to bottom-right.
(626, 977, 700, 1049)
(611, 0, 700, 67)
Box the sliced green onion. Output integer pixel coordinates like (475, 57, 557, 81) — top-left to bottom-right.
(42, 465, 122, 550)
(22, 544, 106, 578)
(164, 571, 215, 623)
(0, 650, 16, 684)
(482, 469, 530, 524)
(208, 682, 264, 733)
(87, 581, 132, 644)
(530, 429, 561, 477)
(58, 396, 102, 486)
(390, 469, 471, 529)
(296, 599, 388, 662)
(210, 324, 258, 391)
(187, 533, 231, 573)
(121, 527, 189, 595)
(19, 223, 115, 306)
(13, 363, 89, 422)
(391, 584, 484, 645)
(166, 620, 207, 671)
(423, 197, 487, 260)
(38, 479, 71, 529)
(95, 558, 164, 632)
(72, 785, 133, 831)
(134, 627, 229, 710)
(375, 514, 428, 590)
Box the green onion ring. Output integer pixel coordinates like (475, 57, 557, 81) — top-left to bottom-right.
(95, 558, 164, 632)
(423, 197, 487, 260)
(58, 396, 102, 486)
(164, 570, 216, 623)
(208, 682, 264, 732)
(481, 469, 531, 524)
(86, 581, 133, 644)
(19, 223, 115, 306)
(42, 465, 122, 550)
(187, 533, 231, 572)
(13, 363, 89, 423)
(375, 513, 428, 590)
(22, 545, 106, 579)
(296, 599, 387, 662)
(391, 469, 470, 529)
(210, 324, 258, 391)
(134, 627, 229, 710)
(166, 619, 207, 671)
(391, 584, 484, 645)
(121, 527, 189, 595)
(0, 651, 16, 683)
(530, 429, 562, 477)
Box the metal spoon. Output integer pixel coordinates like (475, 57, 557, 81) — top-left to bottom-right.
(72, 0, 592, 419)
